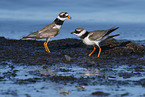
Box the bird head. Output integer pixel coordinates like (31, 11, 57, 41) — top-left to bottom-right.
(58, 12, 71, 21)
(71, 28, 86, 37)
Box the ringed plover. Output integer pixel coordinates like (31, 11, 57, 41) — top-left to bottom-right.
(22, 12, 71, 53)
(71, 26, 119, 57)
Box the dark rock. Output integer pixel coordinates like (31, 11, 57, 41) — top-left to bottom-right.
(134, 66, 144, 72)
(92, 91, 110, 96)
(0, 36, 6, 41)
(0, 37, 145, 66)
(50, 76, 76, 81)
(0, 76, 5, 80)
(102, 39, 144, 56)
(15, 77, 41, 84)
(64, 55, 72, 62)
(100, 38, 121, 47)
(138, 78, 145, 87)
(121, 92, 129, 96)
(122, 41, 144, 55)
(118, 72, 133, 79)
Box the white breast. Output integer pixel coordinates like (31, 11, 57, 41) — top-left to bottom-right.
(53, 25, 61, 29)
(83, 37, 96, 45)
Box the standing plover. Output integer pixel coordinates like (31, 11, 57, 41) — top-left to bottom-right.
(71, 26, 119, 57)
(22, 12, 71, 53)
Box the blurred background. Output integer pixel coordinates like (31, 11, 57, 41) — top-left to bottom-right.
(0, 0, 145, 40)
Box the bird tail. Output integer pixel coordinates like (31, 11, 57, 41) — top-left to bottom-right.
(21, 37, 32, 40)
(106, 34, 120, 40)
(21, 32, 37, 40)
(105, 26, 119, 36)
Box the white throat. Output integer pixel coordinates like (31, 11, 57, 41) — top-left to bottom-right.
(57, 16, 67, 21)
(76, 30, 87, 37)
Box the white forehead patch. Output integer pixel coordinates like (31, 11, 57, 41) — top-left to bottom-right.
(66, 14, 68, 16)
(60, 13, 65, 15)
(76, 29, 81, 31)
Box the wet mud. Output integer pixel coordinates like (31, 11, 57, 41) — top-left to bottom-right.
(0, 36, 145, 97)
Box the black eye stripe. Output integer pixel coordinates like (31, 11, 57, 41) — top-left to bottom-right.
(59, 12, 69, 18)
(75, 31, 80, 34)
(60, 14, 67, 18)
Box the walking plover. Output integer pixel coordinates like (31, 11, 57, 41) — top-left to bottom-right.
(22, 12, 71, 53)
(71, 26, 119, 57)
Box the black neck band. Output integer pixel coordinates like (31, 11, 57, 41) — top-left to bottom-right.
(80, 31, 89, 39)
(54, 18, 64, 25)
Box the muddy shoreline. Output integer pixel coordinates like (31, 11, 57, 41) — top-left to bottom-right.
(0, 37, 145, 96)
(0, 36, 145, 66)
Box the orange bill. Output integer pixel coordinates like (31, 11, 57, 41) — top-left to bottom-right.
(67, 16, 71, 19)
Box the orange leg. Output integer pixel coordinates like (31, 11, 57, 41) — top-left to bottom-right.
(97, 46, 101, 57)
(44, 39, 51, 53)
(88, 46, 96, 56)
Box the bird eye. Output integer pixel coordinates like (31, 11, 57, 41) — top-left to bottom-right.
(63, 14, 65, 16)
(75, 30, 80, 34)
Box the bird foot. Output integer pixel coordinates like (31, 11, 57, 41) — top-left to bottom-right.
(88, 46, 96, 57)
(88, 53, 92, 57)
(44, 42, 51, 53)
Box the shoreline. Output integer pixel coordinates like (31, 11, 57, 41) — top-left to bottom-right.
(0, 36, 145, 66)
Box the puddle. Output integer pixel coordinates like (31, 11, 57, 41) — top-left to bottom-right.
(0, 61, 145, 97)
(40, 64, 100, 78)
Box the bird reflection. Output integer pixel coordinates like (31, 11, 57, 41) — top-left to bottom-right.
(83, 68, 100, 78)
(58, 87, 70, 96)
(39, 65, 56, 76)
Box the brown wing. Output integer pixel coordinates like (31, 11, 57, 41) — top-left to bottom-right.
(88, 30, 108, 41)
(22, 22, 59, 39)
(38, 22, 56, 32)
(39, 28, 60, 38)
(88, 26, 119, 41)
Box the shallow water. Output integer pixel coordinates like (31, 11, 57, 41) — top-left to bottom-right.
(0, 61, 145, 97)
(0, 0, 145, 41)
(0, 20, 145, 42)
